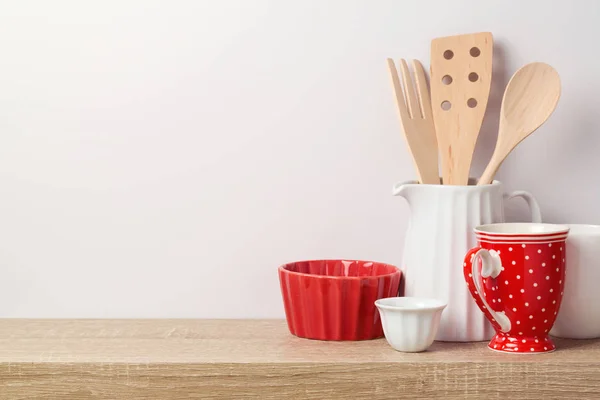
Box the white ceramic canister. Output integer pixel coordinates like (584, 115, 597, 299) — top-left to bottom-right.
(393, 178, 542, 342)
(550, 224, 600, 339)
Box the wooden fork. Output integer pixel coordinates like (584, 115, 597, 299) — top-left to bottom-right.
(387, 58, 439, 184)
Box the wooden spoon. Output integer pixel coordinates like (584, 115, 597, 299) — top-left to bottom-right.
(477, 62, 561, 185)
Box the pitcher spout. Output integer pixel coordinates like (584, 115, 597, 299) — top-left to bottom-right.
(392, 180, 419, 199)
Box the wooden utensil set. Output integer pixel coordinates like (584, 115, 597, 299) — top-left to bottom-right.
(388, 32, 561, 186)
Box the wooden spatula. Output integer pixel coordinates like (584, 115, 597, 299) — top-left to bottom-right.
(430, 32, 493, 185)
(387, 58, 439, 184)
(477, 62, 561, 185)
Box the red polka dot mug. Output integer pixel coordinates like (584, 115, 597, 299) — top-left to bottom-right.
(463, 223, 569, 353)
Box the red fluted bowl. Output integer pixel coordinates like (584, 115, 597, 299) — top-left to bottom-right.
(278, 259, 401, 341)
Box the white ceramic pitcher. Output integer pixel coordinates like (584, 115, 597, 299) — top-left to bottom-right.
(393, 178, 542, 342)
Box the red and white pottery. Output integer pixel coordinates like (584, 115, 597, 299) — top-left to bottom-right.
(463, 223, 569, 353)
(393, 178, 541, 342)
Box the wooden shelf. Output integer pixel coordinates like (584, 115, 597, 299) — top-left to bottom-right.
(1, 319, 599, 399)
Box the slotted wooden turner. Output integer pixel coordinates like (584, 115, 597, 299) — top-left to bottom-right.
(430, 32, 493, 185)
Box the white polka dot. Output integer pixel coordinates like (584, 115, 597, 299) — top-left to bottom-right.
(554, 311, 557, 315)
(497, 251, 501, 254)
(493, 299, 496, 303)
(532, 327, 536, 330)
(509, 294, 513, 298)
(544, 347, 548, 350)
(553, 300, 556, 304)
(498, 299, 501, 303)
(542, 308, 546, 312)
(521, 289, 525, 293)
(522, 339, 526, 343)
(517, 321, 521, 324)
(515, 347, 519, 351)
(545, 329, 548, 332)
(492, 287, 495, 291)
(556, 268, 559, 272)
(509, 247, 513, 251)
(464, 262, 467, 266)
(512, 261, 516, 265)
(542, 263, 546, 267)
(494, 344, 497, 348)
(519, 332, 523, 335)
(469, 273, 472, 277)
(546, 276, 550, 280)
(544, 319, 547, 323)
(529, 315, 533, 319)
(550, 289, 553, 293)
(549, 243, 552, 247)
(535, 339, 539, 343)
(522, 244, 526, 248)
(513, 308, 517, 311)
(516, 275, 521, 279)
(526, 255, 530, 260)
(538, 249, 542, 254)
(533, 283, 538, 287)
(529, 269, 533, 273)
(561, 291, 563, 295)
(505, 280, 509, 285)
(530, 348, 535, 351)
(553, 255, 556, 259)
(537, 296, 541, 300)
(559, 280, 562, 284)
(562, 258, 565, 262)
(474, 291, 478, 294)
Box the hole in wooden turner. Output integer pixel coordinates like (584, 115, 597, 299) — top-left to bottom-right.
(468, 72, 479, 82)
(441, 101, 452, 110)
(443, 50, 454, 60)
(442, 75, 453, 85)
(470, 47, 481, 57)
(467, 98, 478, 108)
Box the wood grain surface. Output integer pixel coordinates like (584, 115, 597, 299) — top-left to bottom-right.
(0, 319, 599, 399)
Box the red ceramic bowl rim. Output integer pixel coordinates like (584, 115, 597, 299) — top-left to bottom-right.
(278, 259, 401, 280)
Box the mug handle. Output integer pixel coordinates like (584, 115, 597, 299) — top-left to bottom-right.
(504, 190, 542, 223)
(463, 247, 512, 332)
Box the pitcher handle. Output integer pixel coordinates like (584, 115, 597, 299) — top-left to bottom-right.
(504, 191, 542, 223)
(463, 247, 512, 332)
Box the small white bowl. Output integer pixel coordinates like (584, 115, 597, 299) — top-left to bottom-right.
(375, 297, 447, 352)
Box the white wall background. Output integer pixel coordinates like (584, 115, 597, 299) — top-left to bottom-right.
(0, 0, 598, 318)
